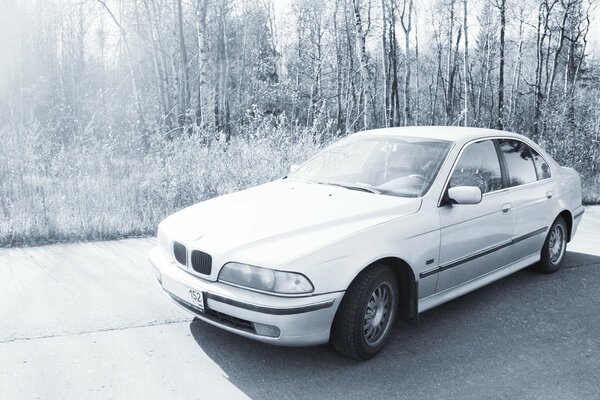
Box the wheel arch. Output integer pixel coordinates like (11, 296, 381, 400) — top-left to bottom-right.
(557, 209, 573, 242)
(352, 257, 418, 322)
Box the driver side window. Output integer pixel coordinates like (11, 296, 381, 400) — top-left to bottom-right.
(450, 140, 503, 194)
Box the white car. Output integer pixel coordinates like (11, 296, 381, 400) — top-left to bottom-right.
(149, 127, 584, 360)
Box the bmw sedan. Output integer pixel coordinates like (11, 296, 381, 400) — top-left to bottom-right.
(149, 127, 584, 360)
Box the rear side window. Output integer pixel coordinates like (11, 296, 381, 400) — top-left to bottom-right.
(450, 140, 503, 194)
(530, 147, 551, 180)
(497, 139, 537, 187)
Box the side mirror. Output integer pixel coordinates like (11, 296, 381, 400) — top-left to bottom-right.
(289, 164, 300, 174)
(447, 186, 482, 205)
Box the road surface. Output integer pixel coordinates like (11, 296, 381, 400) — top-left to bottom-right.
(1, 208, 599, 399)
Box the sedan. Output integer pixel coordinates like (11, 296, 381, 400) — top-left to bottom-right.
(149, 127, 584, 360)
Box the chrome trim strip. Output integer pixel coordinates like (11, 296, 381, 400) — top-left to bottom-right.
(205, 292, 336, 315)
(420, 266, 440, 279)
(439, 240, 513, 272)
(511, 227, 548, 244)
(418, 226, 548, 279)
(164, 289, 335, 315)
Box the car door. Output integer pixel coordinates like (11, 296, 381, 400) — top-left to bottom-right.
(436, 139, 514, 292)
(496, 139, 555, 261)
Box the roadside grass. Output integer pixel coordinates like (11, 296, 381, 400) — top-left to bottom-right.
(583, 175, 600, 204)
(1, 124, 598, 248)
(0, 126, 327, 247)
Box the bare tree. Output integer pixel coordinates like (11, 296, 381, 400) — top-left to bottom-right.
(215, 0, 231, 140)
(195, 0, 209, 128)
(175, 0, 190, 128)
(96, 0, 146, 138)
(533, 0, 559, 139)
(400, 0, 413, 126)
(508, 1, 527, 129)
(496, 0, 506, 130)
(462, 0, 469, 126)
(353, 0, 373, 129)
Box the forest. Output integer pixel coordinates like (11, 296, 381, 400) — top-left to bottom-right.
(0, 0, 598, 246)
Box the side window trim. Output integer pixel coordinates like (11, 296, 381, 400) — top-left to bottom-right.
(497, 138, 541, 187)
(438, 135, 551, 207)
(493, 139, 510, 189)
(523, 144, 535, 180)
(438, 138, 504, 206)
(529, 145, 552, 181)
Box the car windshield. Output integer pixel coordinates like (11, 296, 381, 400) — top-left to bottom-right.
(289, 135, 452, 198)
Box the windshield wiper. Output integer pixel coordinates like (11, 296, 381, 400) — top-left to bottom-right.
(316, 181, 381, 194)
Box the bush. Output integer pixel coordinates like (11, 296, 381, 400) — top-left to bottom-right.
(0, 121, 598, 248)
(0, 123, 330, 247)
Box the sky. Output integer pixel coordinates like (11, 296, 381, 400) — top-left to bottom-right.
(271, 0, 600, 54)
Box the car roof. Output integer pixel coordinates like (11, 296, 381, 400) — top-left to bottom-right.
(353, 126, 526, 143)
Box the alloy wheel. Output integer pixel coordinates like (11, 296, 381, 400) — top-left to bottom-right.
(363, 281, 394, 347)
(549, 224, 566, 264)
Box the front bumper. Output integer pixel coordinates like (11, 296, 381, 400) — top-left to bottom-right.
(149, 246, 344, 346)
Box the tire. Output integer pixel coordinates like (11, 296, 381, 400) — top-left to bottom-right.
(535, 216, 568, 274)
(331, 265, 399, 360)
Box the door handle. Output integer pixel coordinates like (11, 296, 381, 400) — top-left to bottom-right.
(546, 191, 554, 199)
(501, 203, 512, 213)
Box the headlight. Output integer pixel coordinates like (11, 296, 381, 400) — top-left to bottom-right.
(218, 262, 314, 295)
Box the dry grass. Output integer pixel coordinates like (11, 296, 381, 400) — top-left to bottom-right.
(0, 125, 327, 247)
(582, 175, 600, 205)
(1, 123, 598, 247)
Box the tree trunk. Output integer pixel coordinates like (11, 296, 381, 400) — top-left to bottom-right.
(381, 0, 389, 127)
(175, 0, 190, 129)
(548, 1, 572, 100)
(389, 0, 400, 126)
(353, 0, 373, 130)
(448, 25, 461, 125)
(142, 0, 168, 130)
(334, 0, 345, 133)
(400, 0, 413, 126)
(497, 0, 506, 130)
(533, 0, 558, 139)
(508, 16, 524, 129)
(195, 0, 209, 129)
(97, 0, 146, 141)
(414, 6, 420, 125)
(462, 0, 469, 126)
(215, 0, 231, 140)
(445, 0, 455, 124)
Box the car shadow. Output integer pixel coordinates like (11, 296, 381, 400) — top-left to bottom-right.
(189, 250, 600, 400)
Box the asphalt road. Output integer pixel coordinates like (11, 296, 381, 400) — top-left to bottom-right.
(1, 208, 599, 400)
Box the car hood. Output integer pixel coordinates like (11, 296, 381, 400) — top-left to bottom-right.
(159, 179, 421, 275)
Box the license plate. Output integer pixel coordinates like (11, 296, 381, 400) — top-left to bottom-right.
(188, 288, 205, 311)
(162, 275, 205, 312)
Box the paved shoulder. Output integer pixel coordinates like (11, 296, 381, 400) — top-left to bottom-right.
(0, 238, 188, 343)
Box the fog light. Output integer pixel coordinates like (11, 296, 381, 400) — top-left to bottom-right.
(253, 322, 280, 338)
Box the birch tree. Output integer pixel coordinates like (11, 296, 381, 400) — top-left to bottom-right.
(353, 0, 373, 129)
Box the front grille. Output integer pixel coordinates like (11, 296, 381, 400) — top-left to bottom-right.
(173, 242, 187, 266)
(205, 308, 255, 333)
(191, 250, 212, 275)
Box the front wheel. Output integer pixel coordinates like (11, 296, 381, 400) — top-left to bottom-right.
(331, 265, 399, 360)
(535, 216, 567, 274)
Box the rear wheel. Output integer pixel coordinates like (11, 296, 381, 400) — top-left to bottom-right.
(331, 265, 399, 360)
(535, 216, 567, 274)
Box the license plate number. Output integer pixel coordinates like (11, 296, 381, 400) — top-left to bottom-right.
(188, 289, 205, 311)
